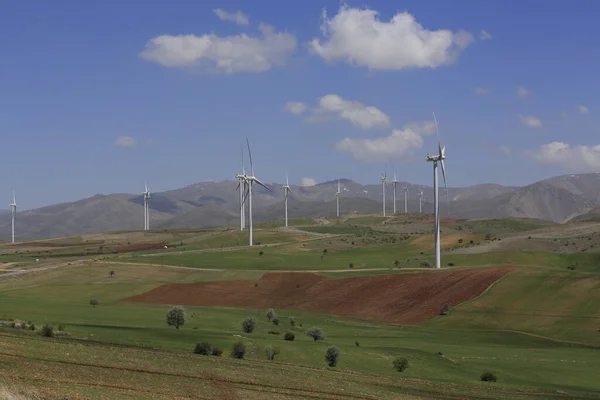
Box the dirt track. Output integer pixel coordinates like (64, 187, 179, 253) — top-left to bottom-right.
(122, 266, 514, 325)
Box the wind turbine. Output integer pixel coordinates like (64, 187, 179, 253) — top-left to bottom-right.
(426, 112, 448, 269)
(282, 173, 292, 227)
(403, 186, 409, 213)
(241, 138, 271, 246)
(143, 183, 151, 231)
(391, 172, 398, 214)
(380, 170, 387, 217)
(418, 189, 424, 213)
(335, 179, 341, 217)
(9, 191, 16, 244)
(235, 146, 247, 231)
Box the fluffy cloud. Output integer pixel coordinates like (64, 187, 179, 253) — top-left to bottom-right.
(480, 30, 492, 40)
(518, 114, 542, 129)
(114, 136, 136, 147)
(301, 94, 390, 130)
(474, 87, 489, 95)
(578, 105, 590, 114)
(301, 177, 317, 187)
(284, 101, 308, 115)
(139, 24, 296, 73)
(335, 121, 436, 162)
(213, 9, 249, 25)
(525, 142, 600, 171)
(516, 86, 529, 98)
(310, 5, 474, 70)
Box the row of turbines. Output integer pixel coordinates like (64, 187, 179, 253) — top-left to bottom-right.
(379, 173, 426, 217)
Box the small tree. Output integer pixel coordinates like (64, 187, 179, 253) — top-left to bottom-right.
(393, 260, 399, 267)
(242, 316, 256, 333)
(284, 332, 295, 341)
(266, 309, 276, 322)
(264, 345, 280, 360)
(305, 327, 327, 342)
(272, 317, 280, 326)
(348, 263, 354, 269)
(289, 316, 296, 327)
(480, 372, 497, 382)
(166, 306, 185, 330)
(231, 341, 246, 359)
(325, 346, 340, 367)
(259, 250, 264, 256)
(393, 357, 409, 372)
(109, 270, 115, 277)
(41, 324, 54, 338)
(194, 342, 213, 356)
(90, 299, 99, 308)
(440, 304, 450, 315)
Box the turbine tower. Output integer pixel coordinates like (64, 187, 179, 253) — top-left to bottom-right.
(235, 146, 247, 231)
(380, 171, 387, 217)
(241, 138, 271, 246)
(391, 173, 398, 214)
(426, 112, 448, 269)
(335, 179, 341, 217)
(143, 183, 151, 231)
(418, 189, 424, 213)
(403, 186, 409, 213)
(282, 173, 292, 227)
(9, 191, 16, 244)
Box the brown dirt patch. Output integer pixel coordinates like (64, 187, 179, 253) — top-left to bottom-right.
(122, 266, 514, 325)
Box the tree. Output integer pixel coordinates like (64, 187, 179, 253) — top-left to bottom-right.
(259, 250, 264, 256)
(194, 342, 213, 356)
(305, 327, 326, 342)
(393, 357, 409, 372)
(480, 372, 497, 382)
(264, 345, 280, 360)
(440, 304, 450, 315)
(231, 341, 246, 359)
(325, 346, 340, 367)
(242, 316, 256, 333)
(89, 299, 99, 308)
(166, 306, 185, 329)
(109, 270, 115, 277)
(393, 260, 399, 267)
(266, 309, 276, 322)
(289, 316, 296, 327)
(272, 317, 280, 326)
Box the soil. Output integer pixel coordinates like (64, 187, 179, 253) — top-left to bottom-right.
(122, 266, 514, 325)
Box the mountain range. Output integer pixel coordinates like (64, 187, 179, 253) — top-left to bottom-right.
(2, 173, 600, 241)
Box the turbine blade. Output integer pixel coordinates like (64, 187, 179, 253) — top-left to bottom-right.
(440, 159, 448, 190)
(286, 172, 289, 186)
(236, 181, 240, 191)
(242, 185, 250, 204)
(254, 177, 272, 192)
(246, 137, 254, 177)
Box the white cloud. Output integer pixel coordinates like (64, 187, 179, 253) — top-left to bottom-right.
(303, 94, 390, 130)
(578, 105, 590, 114)
(213, 9, 249, 25)
(310, 5, 474, 70)
(516, 86, 529, 98)
(525, 142, 600, 172)
(301, 177, 317, 187)
(284, 101, 308, 115)
(114, 136, 136, 147)
(518, 114, 542, 129)
(474, 87, 489, 95)
(139, 23, 296, 73)
(480, 30, 492, 40)
(335, 121, 436, 162)
(499, 145, 511, 157)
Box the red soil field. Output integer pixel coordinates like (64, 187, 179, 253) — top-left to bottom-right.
(122, 266, 514, 325)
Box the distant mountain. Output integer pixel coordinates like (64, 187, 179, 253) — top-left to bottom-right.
(1, 173, 599, 240)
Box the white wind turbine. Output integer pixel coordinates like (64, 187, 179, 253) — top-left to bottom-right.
(391, 172, 398, 214)
(9, 191, 16, 244)
(235, 146, 247, 231)
(143, 183, 151, 231)
(335, 179, 341, 217)
(403, 186, 409, 213)
(380, 170, 387, 217)
(241, 138, 271, 246)
(282, 173, 292, 227)
(418, 189, 424, 213)
(426, 112, 448, 269)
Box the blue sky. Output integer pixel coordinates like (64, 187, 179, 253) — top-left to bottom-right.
(1, 0, 599, 209)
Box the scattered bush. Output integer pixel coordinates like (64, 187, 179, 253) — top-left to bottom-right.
(109, 270, 115, 277)
(166, 306, 185, 330)
(272, 317, 280, 326)
(57, 324, 65, 332)
(296, 284, 300, 289)
(231, 341, 246, 359)
(89, 299, 99, 308)
(254, 283, 258, 287)
(259, 251, 264, 256)
(420, 262, 431, 268)
(325, 345, 340, 367)
(484, 233, 492, 240)
(284, 332, 295, 341)
(266, 309, 276, 322)
(446, 262, 455, 267)
(212, 346, 223, 357)
(393, 260, 399, 267)
(480, 371, 497, 382)
(29, 323, 36, 331)
(194, 341, 213, 355)
(355, 341, 360, 347)
(393, 357, 409, 372)
(264, 345, 280, 360)
(41, 324, 54, 338)
(305, 327, 327, 342)
(437, 352, 444, 356)
(323, 249, 328, 254)
(349, 263, 354, 269)
(289, 316, 296, 327)
(458, 238, 464, 244)
(440, 304, 450, 315)
(242, 316, 256, 333)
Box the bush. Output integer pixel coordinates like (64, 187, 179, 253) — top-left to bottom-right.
(393, 357, 409, 372)
(166, 306, 185, 329)
(325, 345, 340, 367)
(440, 304, 450, 315)
(212, 346, 223, 357)
(29, 323, 36, 331)
(349, 263, 354, 269)
(264, 345, 280, 360)
(480, 371, 497, 382)
(305, 327, 327, 342)
(420, 262, 431, 268)
(242, 316, 256, 333)
(194, 341, 213, 356)
(272, 317, 280, 326)
(355, 341, 360, 347)
(266, 309, 276, 322)
(289, 316, 296, 327)
(57, 324, 65, 332)
(231, 341, 246, 359)
(458, 238, 464, 244)
(90, 299, 99, 308)
(41, 324, 54, 338)
(284, 332, 295, 341)
(259, 251, 264, 256)
(393, 260, 399, 267)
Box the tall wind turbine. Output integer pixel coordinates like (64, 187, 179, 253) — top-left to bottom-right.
(335, 179, 341, 217)
(9, 191, 16, 244)
(282, 173, 292, 227)
(380, 171, 387, 217)
(426, 112, 448, 269)
(143, 183, 151, 231)
(391, 172, 398, 214)
(418, 189, 424, 213)
(235, 146, 247, 231)
(403, 186, 409, 213)
(241, 138, 271, 246)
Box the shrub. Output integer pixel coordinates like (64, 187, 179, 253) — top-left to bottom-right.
(231, 341, 246, 359)
(41, 324, 54, 338)
(393, 357, 409, 372)
(90, 299, 99, 308)
(355, 341, 360, 347)
(325, 345, 340, 367)
(242, 316, 256, 333)
(480, 371, 497, 382)
(420, 262, 431, 268)
(194, 342, 213, 356)
(393, 260, 399, 267)
(264, 345, 280, 360)
(484, 233, 491, 240)
(349, 263, 354, 269)
(440, 304, 450, 315)
(284, 332, 295, 341)
(109, 270, 115, 277)
(266, 308, 276, 322)
(305, 327, 326, 342)
(57, 324, 65, 332)
(289, 316, 296, 327)
(458, 238, 464, 244)
(212, 346, 223, 357)
(166, 306, 185, 329)
(323, 249, 328, 254)
(259, 251, 264, 256)
(272, 317, 280, 326)
(29, 323, 36, 331)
